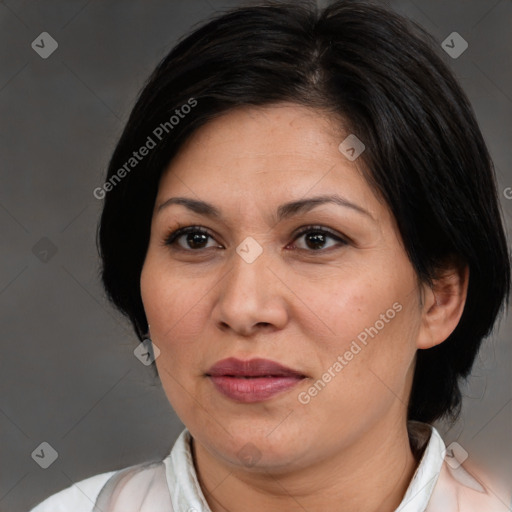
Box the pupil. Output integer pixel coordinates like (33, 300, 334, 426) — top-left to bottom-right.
(306, 232, 325, 250)
(188, 232, 207, 248)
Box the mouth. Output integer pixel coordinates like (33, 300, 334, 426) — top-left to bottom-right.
(206, 357, 307, 403)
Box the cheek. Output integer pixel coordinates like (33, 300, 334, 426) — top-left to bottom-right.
(308, 269, 403, 346)
(140, 259, 215, 418)
(140, 257, 211, 341)
(307, 270, 420, 398)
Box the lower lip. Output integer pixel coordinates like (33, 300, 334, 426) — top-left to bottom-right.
(209, 375, 304, 403)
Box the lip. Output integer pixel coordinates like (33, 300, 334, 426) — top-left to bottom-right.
(206, 357, 306, 403)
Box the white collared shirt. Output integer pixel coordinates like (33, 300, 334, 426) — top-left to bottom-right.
(29, 422, 511, 512)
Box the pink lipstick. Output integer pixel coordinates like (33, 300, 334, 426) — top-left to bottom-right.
(206, 357, 306, 403)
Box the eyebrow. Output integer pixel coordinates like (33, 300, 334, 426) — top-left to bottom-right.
(156, 194, 374, 222)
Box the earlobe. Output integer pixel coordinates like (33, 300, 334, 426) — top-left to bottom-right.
(416, 262, 469, 350)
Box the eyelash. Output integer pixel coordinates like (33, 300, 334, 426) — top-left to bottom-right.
(162, 224, 349, 253)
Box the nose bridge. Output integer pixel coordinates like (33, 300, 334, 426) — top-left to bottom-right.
(213, 236, 287, 333)
(225, 236, 271, 302)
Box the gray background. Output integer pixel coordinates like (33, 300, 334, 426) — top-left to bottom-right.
(0, 0, 511, 510)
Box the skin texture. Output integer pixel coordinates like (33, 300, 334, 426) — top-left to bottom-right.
(140, 103, 468, 512)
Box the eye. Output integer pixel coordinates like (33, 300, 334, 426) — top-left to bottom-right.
(163, 226, 221, 251)
(289, 225, 349, 252)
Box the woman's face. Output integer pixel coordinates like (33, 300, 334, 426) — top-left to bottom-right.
(140, 103, 426, 471)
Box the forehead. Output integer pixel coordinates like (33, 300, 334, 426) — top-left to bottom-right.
(156, 103, 384, 220)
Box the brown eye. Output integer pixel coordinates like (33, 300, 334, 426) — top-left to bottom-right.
(164, 227, 220, 250)
(291, 226, 348, 252)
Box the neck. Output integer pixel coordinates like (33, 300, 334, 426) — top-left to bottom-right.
(192, 414, 420, 512)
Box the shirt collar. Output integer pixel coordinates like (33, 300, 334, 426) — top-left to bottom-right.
(396, 421, 446, 511)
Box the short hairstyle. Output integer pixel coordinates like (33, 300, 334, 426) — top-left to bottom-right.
(97, 0, 510, 423)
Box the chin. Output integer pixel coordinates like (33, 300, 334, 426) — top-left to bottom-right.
(201, 420, 312, 470)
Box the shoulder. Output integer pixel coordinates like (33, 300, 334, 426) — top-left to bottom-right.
(405, 422, 512, 512)
(29, 460, 175, 512)
(28, 470, 117, 512)
(28, 432, 189, 512)
(427, 455, 512, 511)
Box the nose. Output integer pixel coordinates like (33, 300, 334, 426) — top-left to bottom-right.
(211, 243, 289, 337)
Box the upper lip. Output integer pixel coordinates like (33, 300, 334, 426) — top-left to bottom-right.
(206, 357, 305, 378)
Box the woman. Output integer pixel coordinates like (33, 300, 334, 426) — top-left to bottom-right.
(30, 0, 511, 510)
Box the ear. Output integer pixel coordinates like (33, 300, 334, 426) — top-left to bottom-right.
(416, 259, 469, 350)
